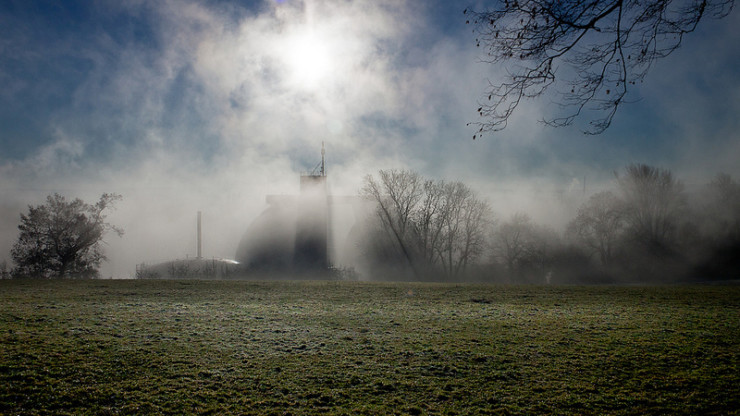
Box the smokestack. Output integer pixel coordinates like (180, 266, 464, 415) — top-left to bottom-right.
(197, 211, 202, 259)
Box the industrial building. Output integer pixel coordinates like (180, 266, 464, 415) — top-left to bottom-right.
(236, 143, 348, 276)
(137, 144, 370, 279)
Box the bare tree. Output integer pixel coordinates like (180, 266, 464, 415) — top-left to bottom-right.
(412, 179, 446, 266)
(362, 170, 492, 279)
(491, 212, 561, 281)
(458, 192, 494, 274)
(617, 163, 685, 253)
(519, 224, 560, 275)
(435, 182, 493, 278)
(567, 191, 625, 265)
(491, 212, 534, 272)
(11, 193, 123, 279)
(466, 0, 735, 136)
(362, 170, 424, 279)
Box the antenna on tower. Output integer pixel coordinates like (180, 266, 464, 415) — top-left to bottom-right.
(307, 142, 327, 177)
(320, 141, 326, 177)
(197, 211, 202, 259)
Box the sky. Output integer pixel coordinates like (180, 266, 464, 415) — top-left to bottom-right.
(1, 0, 739, 278)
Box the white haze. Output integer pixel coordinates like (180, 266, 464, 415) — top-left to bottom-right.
(0, 0, 739, 277)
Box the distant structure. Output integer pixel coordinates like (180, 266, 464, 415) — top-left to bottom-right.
(197, 210, 202, 259)
(294, 151, 329, 270)
(136, 211, 240, 279)
(235, 143, 369, 276)
(137, 144, 371, 279)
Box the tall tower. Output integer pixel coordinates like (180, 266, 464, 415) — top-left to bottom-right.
(294, 143, 328, 271)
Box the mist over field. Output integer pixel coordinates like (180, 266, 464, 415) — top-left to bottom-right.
(1, 2, 739, 413)
(1, 0, 739, 280)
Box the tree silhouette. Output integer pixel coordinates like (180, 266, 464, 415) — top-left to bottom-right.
(567, 191, 624, 265)
(491, 212, 559, 281)
(466, 0, 734, 136)
(362, 170, 424, 279)
(491, 212, 534, 273)
(617, 164, 685, 254)
(362, 170, 491, 279)
(11, 193, 123, 278)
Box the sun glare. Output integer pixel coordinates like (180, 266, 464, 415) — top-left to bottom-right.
(284, 30, 335, 89)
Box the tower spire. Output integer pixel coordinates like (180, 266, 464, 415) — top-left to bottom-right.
(321, 141, 325, 177)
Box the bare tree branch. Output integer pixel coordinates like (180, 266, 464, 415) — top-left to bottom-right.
(466, 0, 734, 136)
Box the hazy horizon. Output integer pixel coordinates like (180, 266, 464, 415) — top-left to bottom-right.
(1, 0, 739, 278)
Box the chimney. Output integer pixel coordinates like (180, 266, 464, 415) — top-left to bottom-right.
(197, 211, 202, 259)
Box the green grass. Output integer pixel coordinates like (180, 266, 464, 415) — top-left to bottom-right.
(0, 280, 738, 415)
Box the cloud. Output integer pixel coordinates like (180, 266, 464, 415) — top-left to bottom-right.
(1, 0, 738, 277)
(0, 0, 434, 277)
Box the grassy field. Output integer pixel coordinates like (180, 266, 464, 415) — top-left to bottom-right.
(0, 280, 738, 415)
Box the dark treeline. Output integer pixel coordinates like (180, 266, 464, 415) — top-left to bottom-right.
(358, 165, 740, 284)
(4, 164, 737, 283)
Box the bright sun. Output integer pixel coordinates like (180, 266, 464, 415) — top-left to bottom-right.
(284, 29, 335, 89)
